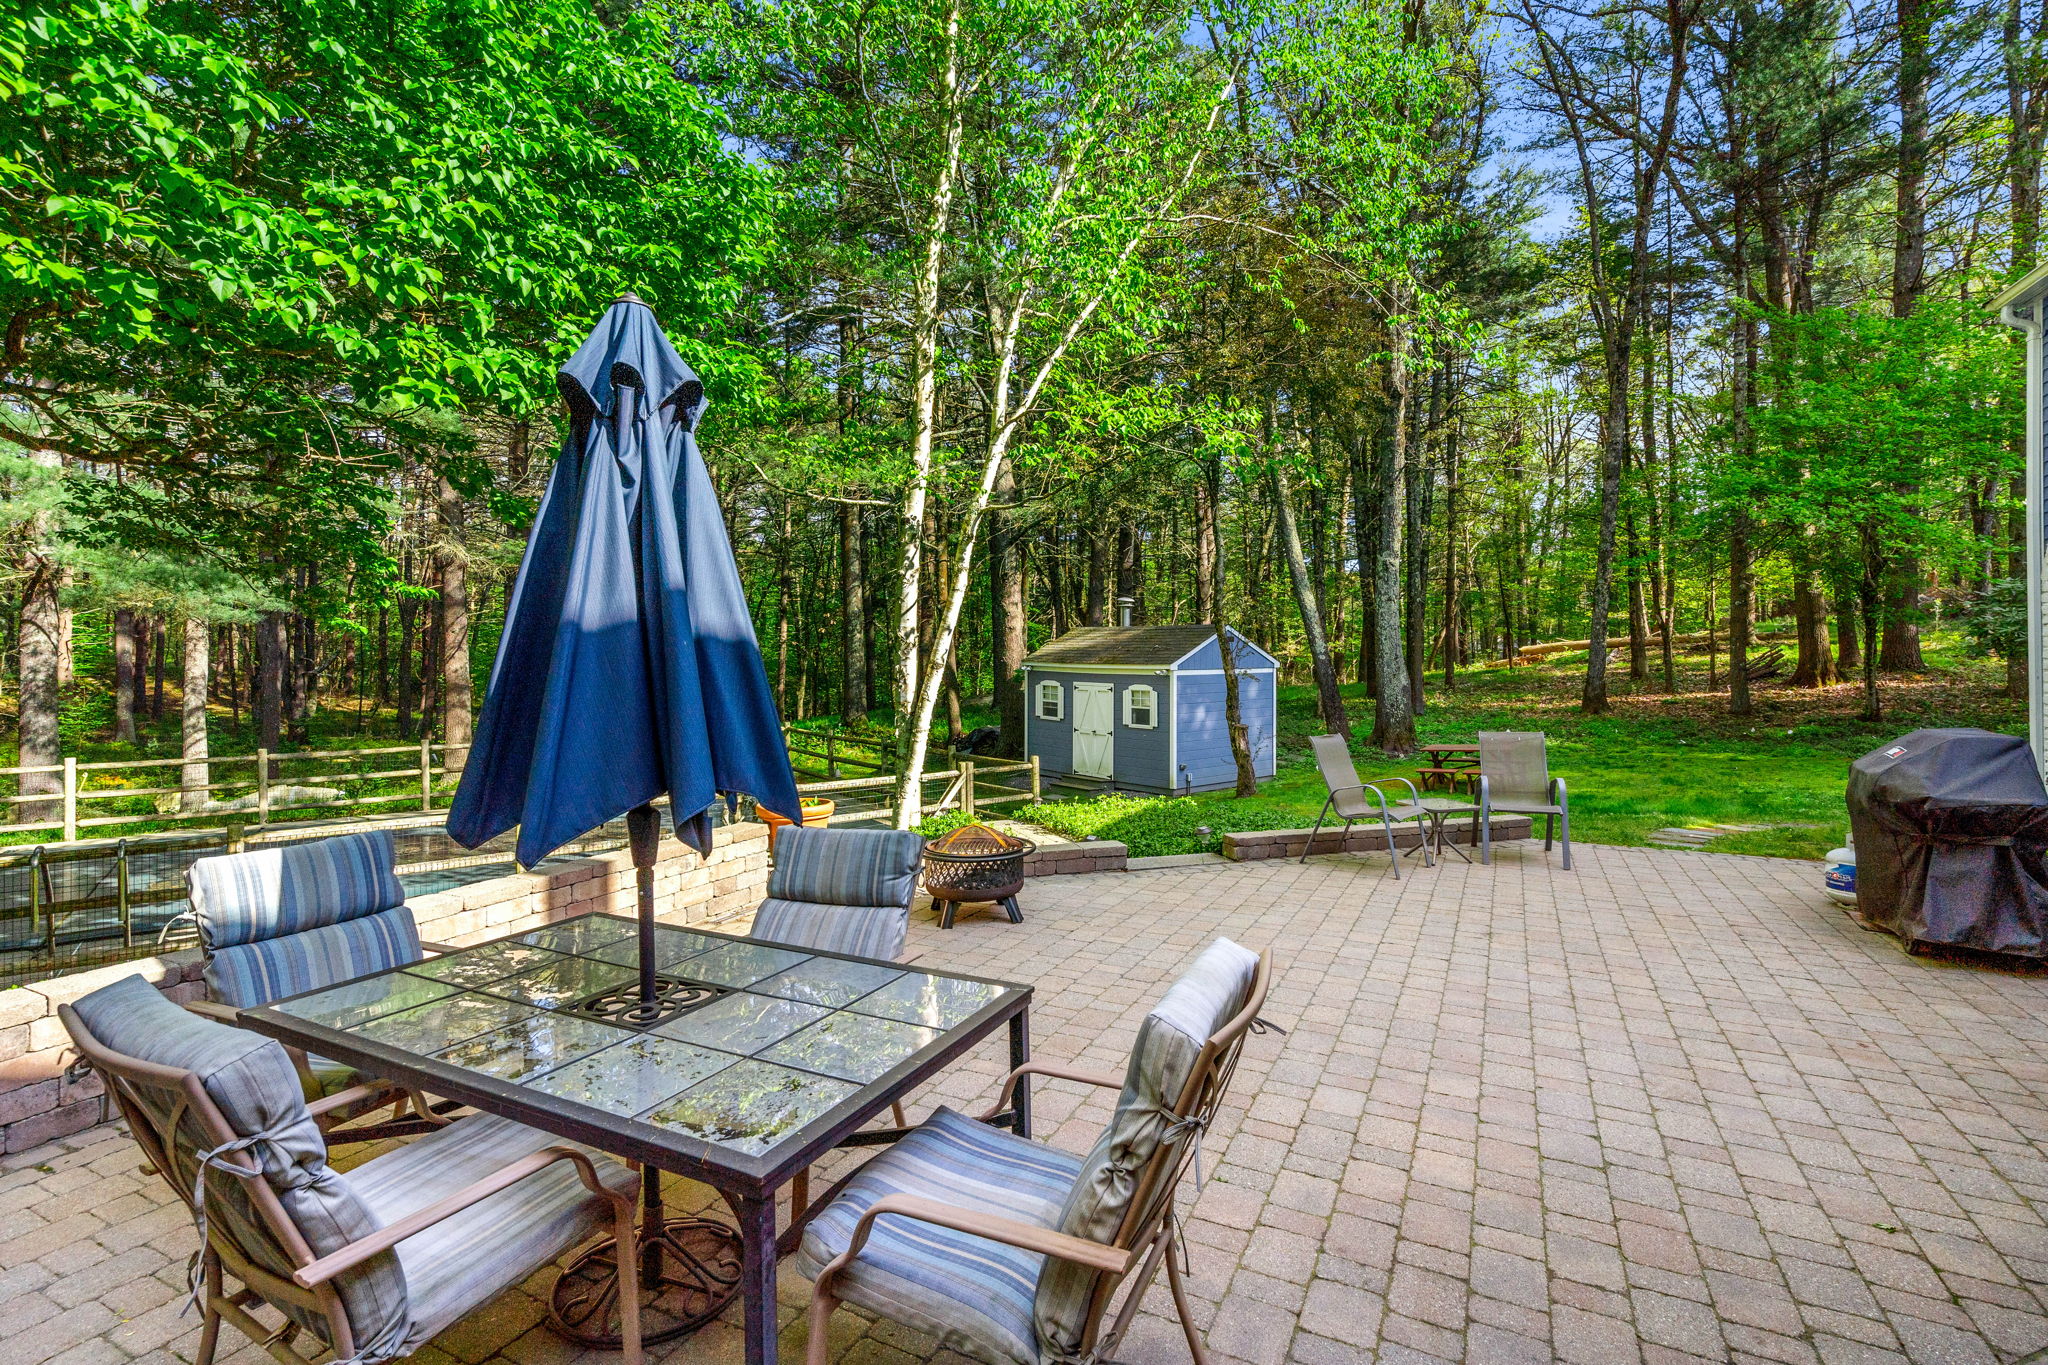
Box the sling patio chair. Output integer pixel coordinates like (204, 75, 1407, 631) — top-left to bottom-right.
(184, 829, 459, 1139)
(1474, 730, 1573, 871)
(796, 937, 1275, 1365)
(748, 824, 928, 1212)
(747, 825, 927, 961)
(1301, 733, 1433, 875)
(60, 973, 642, 1365)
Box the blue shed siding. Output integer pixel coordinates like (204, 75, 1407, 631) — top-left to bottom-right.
(1174, 631, 1281, 673)
(1022, 668, 1175, 791)
(1173, 670, 1278, 791)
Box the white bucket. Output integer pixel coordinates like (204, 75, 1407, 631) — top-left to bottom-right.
(1824, 830, 1856, 906)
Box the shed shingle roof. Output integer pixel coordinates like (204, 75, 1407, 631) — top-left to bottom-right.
(1022, 625, 1235, 668)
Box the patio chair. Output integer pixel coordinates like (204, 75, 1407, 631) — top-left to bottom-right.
(186, 830, 454, 1134)
(797, 937, 1274, 1365)
(749, 825, 927, 1195)
(1302, 733, 1433, 875)
(1475, 730, 1572, 871)
(747, 825, 926, 961)
(59, 973, 642, 1365)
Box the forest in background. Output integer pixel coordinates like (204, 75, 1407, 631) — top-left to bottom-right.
(4, 0, 2040, 830)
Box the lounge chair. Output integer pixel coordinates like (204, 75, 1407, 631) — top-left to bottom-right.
(797, 937, 1274, 1365)
(747, 825, 926, 960)
(185, 830, 454, 1135)
(60, 974, 642, 1365)
(1302, 733, 1433, 874)
(1475, 730, 1573, 870)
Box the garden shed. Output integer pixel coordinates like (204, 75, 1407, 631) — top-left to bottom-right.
(1020, 618, 1278, 793)
(1997, 266, 2048, 783)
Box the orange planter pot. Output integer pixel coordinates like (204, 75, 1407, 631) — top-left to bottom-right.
(759, 798, 835, 844)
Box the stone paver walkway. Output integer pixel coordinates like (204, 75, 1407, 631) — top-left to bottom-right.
(7, 841, 2048, 1365)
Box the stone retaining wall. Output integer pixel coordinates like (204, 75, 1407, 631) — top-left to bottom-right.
(1222, 814, 1536, 862)
(1022, 838, 1128, 877)
(0, 822, 770, 1154)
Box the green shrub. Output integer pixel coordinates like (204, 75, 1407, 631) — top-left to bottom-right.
(1017, 791, 1307, 857)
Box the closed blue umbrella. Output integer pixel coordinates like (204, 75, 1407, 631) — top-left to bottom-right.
(449, 293, 802, 1014)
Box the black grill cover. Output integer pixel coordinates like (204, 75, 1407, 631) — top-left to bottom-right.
(1846, 728, 2048, 956)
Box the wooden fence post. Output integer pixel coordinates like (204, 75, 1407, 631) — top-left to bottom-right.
(826, 732, 840, 780)
(420, 735, 433, 812)
(61, 757, 76, 842)
(961, 759, 975, 818)
(255, 748, 271, 827)
(1029, 755, 1041, 802)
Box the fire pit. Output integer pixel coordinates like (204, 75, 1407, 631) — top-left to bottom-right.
(922, 823, 1034, 928)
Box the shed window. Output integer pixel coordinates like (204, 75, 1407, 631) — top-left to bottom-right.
(1124, 684, 1158, 729)
(1036, 680, 1065, 721)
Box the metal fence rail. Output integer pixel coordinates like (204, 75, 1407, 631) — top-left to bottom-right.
(0, 811, 630, 991)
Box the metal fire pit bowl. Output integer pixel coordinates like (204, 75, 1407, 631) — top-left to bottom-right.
(922, 823, 1034, 929)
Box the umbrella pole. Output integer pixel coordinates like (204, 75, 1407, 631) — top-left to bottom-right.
(628, 802, 661, 1008)
(548, 799, 745, 1348)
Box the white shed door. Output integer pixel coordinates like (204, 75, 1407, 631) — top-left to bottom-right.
(1072, 683, 1115, 779)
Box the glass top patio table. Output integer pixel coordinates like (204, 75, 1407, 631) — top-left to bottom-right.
(236, 911, 1033, 1189)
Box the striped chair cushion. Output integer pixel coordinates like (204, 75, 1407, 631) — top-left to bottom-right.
(768, 827, 925, 909)
(797, 1105, 1081, 1365)
(750, 897, 908, 960)
(191, 831, 406, 949)
(1035, 937, 1259, 1359)
(66, 975, 411, 1359)
(348, 1113, 637, 1349)
(205, 905, 421, 1008)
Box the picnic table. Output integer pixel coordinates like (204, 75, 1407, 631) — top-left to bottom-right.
(1416, 743, 1480, 793)
(239, 909, 1033, 1365)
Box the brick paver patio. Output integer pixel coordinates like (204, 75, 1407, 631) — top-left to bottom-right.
(7, 842, 2048, 1365)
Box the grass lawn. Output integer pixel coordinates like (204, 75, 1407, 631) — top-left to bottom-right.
(993, 631, 2024, 860)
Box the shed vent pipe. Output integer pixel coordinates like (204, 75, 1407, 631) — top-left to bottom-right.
(1116, 596, 1133, 628)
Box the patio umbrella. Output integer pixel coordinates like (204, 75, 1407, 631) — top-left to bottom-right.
(447, 294, 798, 1341)
(449, 293, 802, 1015)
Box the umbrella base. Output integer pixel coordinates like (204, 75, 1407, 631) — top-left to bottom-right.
(574, 975, 730, 1029)
(548, 1216, 745, 1347)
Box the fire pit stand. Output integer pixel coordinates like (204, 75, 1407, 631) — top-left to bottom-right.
(922, 824, 1035, 928)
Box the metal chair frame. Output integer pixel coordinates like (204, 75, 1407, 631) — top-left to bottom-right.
(59, 1003, 642, 1365)
(1472, 731, 1573, 871)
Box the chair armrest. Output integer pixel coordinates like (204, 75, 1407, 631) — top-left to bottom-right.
(1366, 777, 1422, 805)
(183, 999, 241, 1024)
(292, 1145, 616, 1287)
(306, 1082, 403, 1119)
(417, 940, 461, 956)
(819, 1193, 1134, 1284)
(1477, 775, 1490, 810)
(1550, 777, 1567, 807)
(980, 1060, 1125, 1119)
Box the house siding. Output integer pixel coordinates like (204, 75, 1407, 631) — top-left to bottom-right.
(1023, 667, 1174, 790)
(1174, 669, 1278, 791)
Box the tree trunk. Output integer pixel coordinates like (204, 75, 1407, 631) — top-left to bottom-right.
(1442, 413, 1461, 692)
(1194, 478, 1219, 628)
(1790, 576, 1830, 687)
(1085, 523, 1111, 625)
(840, 503, 869, 720)
(1580, 364, 1628, 715)
(256, 611, 286, 769)
(991, 461, 1026, 757)
(1273, 467, 1349, 737)
(1208, 453, 1256, 796)
(436, 477, 472, 770)
(1369, 333, 1416, 754)
(1729, 520, 1754, 715)
(1405, 382, 1430, 714)
(1836, 593, 1862, 673)
(1880, 0, 1930, 673)
(181, 616, 210, 813)
(17, 447, 62, 824)
(113, 607, 138, 744)
(1879, 567, 1923, 671)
